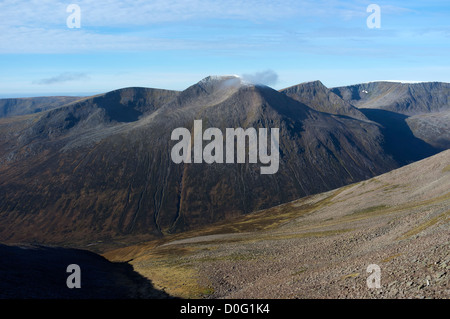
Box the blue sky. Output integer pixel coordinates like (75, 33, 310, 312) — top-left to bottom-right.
(0, 0, 449, 97)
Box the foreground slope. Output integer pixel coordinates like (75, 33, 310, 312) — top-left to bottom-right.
(104, 150, 449, 298)
(0, 76, 398, 245)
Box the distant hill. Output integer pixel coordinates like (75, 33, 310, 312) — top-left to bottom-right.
(0, 96, 84, 118)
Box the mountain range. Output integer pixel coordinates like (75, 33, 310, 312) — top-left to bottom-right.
(0, 77, 448, 249)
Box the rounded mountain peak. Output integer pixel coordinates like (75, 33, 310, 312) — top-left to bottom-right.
(196, 75, 249, 92)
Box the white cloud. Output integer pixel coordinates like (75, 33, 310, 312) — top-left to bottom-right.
(0, 0, 300, 27)
(33, 72, 89, 85)
(241, 70, 279, 86)
(0, 24, 206, 53)
(0, 1, 420, 54)
(0, 1, 418, 29)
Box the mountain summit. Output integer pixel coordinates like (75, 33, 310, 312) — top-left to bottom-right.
(280, 80, 368, 121)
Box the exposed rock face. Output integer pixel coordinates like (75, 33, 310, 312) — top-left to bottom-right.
(0, 76, 398, 245)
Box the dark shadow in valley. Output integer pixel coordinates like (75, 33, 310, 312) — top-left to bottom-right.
(0, 244, 174, 299)
(361, 109, 443, 165)
(94, 93, 143, 123)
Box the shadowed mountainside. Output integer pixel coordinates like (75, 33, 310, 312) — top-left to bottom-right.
(405, 111, 450, 149)
(0, 243, 173, 299)
(360, 109, 443, 165)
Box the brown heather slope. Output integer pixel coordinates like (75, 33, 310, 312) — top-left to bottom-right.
(104, 149, 450, 299)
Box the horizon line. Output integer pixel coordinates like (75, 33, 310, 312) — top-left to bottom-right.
(1, 79, 448, 99)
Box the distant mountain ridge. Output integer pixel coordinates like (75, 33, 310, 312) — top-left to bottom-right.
(331, 81, 450, 115)
(0, 96, 83, 118)
(331, 81, 450, 152)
